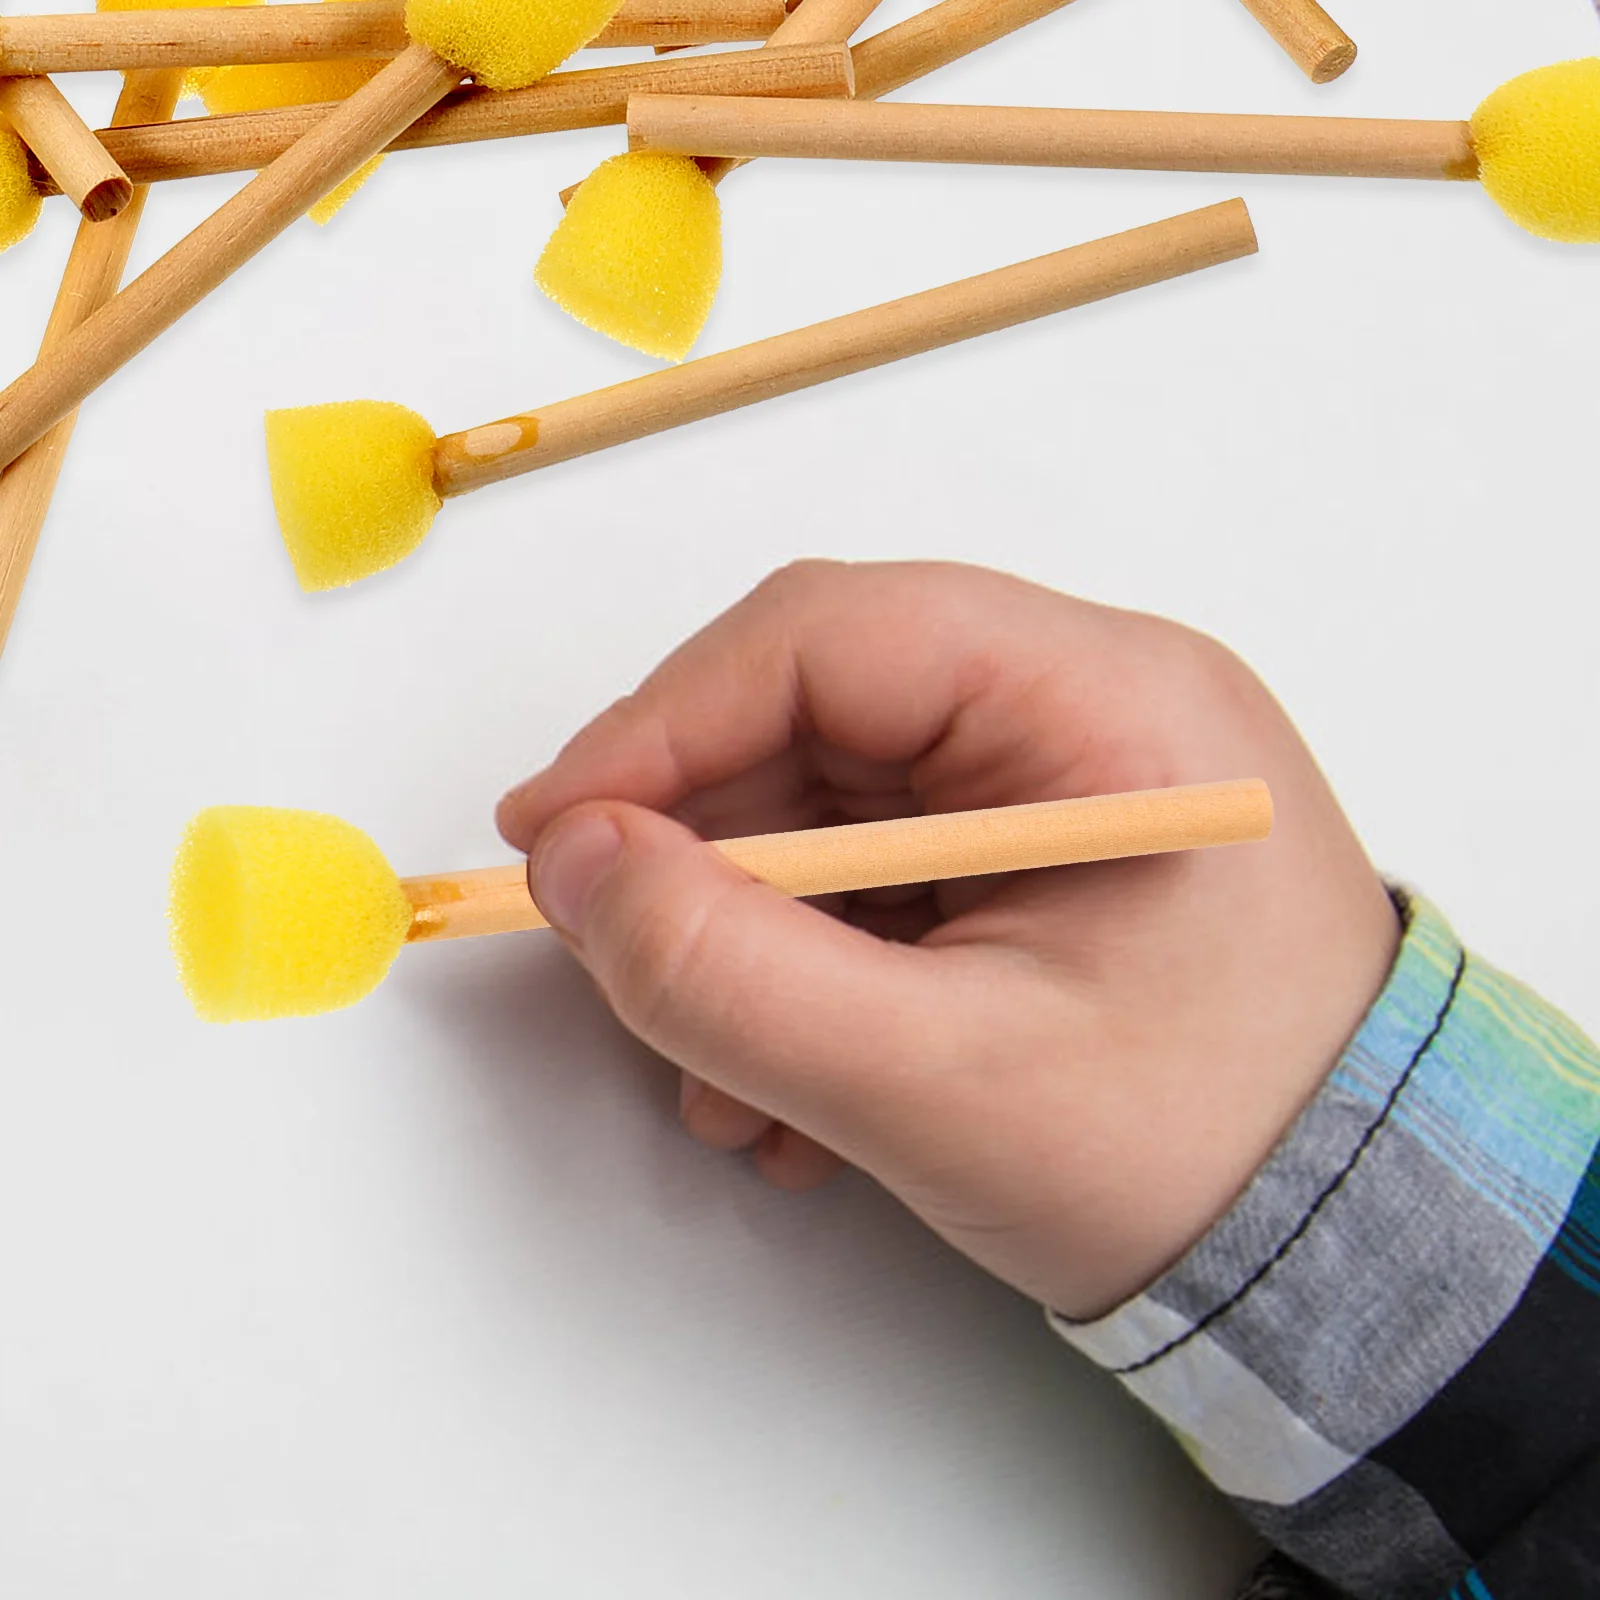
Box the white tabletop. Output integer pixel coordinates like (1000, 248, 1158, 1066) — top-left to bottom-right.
(2, 0, 1596, 1593)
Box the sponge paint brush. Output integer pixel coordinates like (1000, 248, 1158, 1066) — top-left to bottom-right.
(267, 199, 1258, 590)
(539, 0, 1089, 359)
(0, 0, 636, 474)
(539, 0, 882, 359)
(170, 782, 1276, 1021)
(626, 59, 1600, 244)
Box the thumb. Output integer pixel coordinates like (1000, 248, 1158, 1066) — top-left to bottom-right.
(528, 802, 965, 1146)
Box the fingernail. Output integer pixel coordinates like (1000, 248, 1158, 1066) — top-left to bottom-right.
(532, 813, 622, 936)
(495, 776, 544, 849)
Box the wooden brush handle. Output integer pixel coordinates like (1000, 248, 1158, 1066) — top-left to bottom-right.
(690, 0, 882, 183)
(433, 198, 1257, 495)
(596, 0, 787, 47)
(0, 42, 461, 475)
(27, 44, 852, 193)
(0, 0, 784, 74)
(629, 96, 1479, 181)
(561, 0, 1082, 203)
(850, 0, 1081, 101)
(1235, 0, 1354, 85)
(0, 68, 180, 666)
(0, 74, 131, 219)
(403, 780, 1275, 941)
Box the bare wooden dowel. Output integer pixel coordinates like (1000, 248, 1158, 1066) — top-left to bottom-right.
(1236, 0, 1354, 84)
(0, 40, 463, 473)
(560, 0, 1083, 202)
(851, 0, 1080, 102)
(0, 74, 131, 219)
(434, 199, 1258, 495)
(27, 43, 853, 194)
(403, 780, 1275, 941)
(0, 67, 179, 665)
(0, 0, 787, 75)
(682, 0, 882, 182)
(627, 96, 1480, 181)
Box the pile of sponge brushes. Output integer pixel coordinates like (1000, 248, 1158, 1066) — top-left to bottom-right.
(0, 0, 1594, 640)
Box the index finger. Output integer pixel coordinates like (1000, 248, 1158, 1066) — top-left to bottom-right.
(495, 559, 1189, 850)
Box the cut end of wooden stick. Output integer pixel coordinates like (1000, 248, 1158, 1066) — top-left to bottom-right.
(1235, 0, 1355, 86)
(80, 172, 134, 223)
(1309, 37, 1356, 84)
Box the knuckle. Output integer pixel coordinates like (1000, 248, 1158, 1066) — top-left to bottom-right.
(753, 557, 846, 608)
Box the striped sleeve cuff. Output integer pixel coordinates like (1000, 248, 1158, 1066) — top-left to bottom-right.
(1049, 890, 1600, 1600)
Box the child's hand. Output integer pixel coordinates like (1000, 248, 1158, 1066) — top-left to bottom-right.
(497, 563, 1398, 1318)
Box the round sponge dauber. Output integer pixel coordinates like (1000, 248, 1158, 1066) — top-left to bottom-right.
(406, 0, 624, 92)
(266, 400, 441, 591)
(1472, 58, 1600, 243)
(535, 152, 722, 361)
(170, 806, 413, 1022)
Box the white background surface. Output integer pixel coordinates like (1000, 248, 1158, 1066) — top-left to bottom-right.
(2, 0, 1597, 1593)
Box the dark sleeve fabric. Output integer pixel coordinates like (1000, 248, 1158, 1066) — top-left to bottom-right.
(1047, 891, 1600, 1600)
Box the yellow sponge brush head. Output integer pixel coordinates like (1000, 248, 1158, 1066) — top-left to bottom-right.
(170, 807, 413, 1022)
(535, 153, 721, 361)
(266, 400, 441, 591)
(1472, 58, 1600, 243)
(405, 0, 624, 89)
(0, 124, 42, 255)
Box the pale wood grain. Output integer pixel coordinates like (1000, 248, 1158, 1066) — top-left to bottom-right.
(628, 96, 1479, 181)
(0, 73, 131, 219)
(1236, 0, 1355, 84)
(561, 0, 1082, 202)
(403, 781, 1275, 941)
(689, 0, 881, 183)
(27, 43, 853, 193)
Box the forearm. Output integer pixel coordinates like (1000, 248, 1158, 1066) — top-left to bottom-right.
(1051, 890, 1600, 1600)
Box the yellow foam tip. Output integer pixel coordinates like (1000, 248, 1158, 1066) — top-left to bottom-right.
(405, 0, 623, 89)
(308, 154, 385, 224)
(534, 153, 721, 361)
(1471, 58, 1600, 244)
(197, 58, 385, 117)
(0, 124, 43, 255)
(265, 401, 441, 591)
(170, 806, 412, 1022)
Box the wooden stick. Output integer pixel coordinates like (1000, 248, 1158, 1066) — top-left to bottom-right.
(560, 0, 1083, 201)
(0, 68, 180, 666)
(434, 199, 1257, 495)
(851, 0, 1081, 102)
(26, 43, 854, 194)
(0, 74, 131, 220)
(0, 40, 462, 474)
(686, 0, 882, 181)
(0, 0, 787, 75)
(628, 96, 1480, 181)
(1235, 0, 1354, 85)
(404, 779, 1275, 940)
